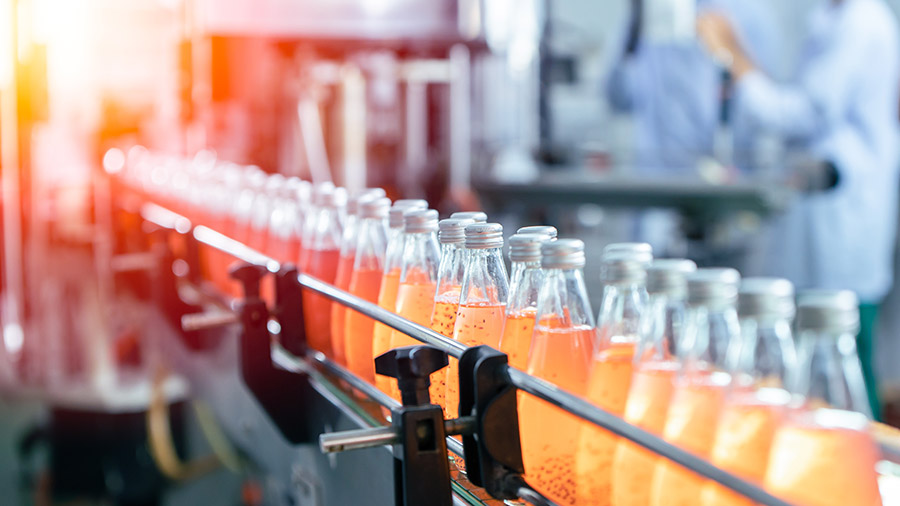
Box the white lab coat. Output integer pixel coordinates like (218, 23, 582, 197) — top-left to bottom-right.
(739, 0, 900, 302)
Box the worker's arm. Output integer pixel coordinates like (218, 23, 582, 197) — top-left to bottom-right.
(606, 1, 643, 112)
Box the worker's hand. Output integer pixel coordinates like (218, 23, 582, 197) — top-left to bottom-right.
(696, 11, 754, 79)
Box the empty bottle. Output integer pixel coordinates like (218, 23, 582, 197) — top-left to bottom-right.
(650, 268, 741, 506)
(519, 239, 595, 506)
(764, 290, 882, 506)
(612, 259, 697, 506)
(499, 233, 552, 370)
(343, 197, 392, 383)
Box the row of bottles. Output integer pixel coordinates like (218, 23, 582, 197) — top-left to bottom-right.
(115, 153, 883, 506)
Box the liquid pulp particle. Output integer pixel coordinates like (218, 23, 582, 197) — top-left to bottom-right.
(499, 310, 537, 371)
(611, 362, 678, 506)
(302, 248, 341, 356)
(372, 269, 402, 395)
(330, 253, 356, 365)
(575, 341, 637, 505)
(388, 282, 439, 403)
(431, 295, 461, 415)
(344, 268, 383, 383)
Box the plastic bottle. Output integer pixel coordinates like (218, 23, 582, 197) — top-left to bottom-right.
(344, 197, 392, 383)
(499, 233, 552, 370)
(386, 209, 442, 403)
(703, 278, 797, 506)
(429, 218, 476, 411)
(519, 239, 595, 506)
(331, 188, 387, 365)
(301, 186, 345, 357)
(576, 252, 649, 505)
(371, 200, 428, 395)
(650, 268, 741, 506)
(764, 291, 882, 506)
(611, 259, 696, 506)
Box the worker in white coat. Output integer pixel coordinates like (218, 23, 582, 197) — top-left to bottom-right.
(697, 0, 900, 418)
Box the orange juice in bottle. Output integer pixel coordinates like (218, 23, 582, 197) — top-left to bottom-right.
(764, 290, 882, 506)
(702, 278, 797, 506)
(301, 186, 345, 356)
(371, 201, 427, 395)
(611, 259, 696, 506)
(446, 223, 509, 429)
(330, 189, 386, 365)
(429, 218, 476, 411)
(650, 268, 741, 506)
(297, 182, 333, 271)
(387, 209, 441, 402)
(519, 239, 595, 506)
(499, 232, 552, 370)
(343, 197, 391, 382)
(576, 250, 650, 505)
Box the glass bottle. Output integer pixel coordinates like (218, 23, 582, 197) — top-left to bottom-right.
(386, 209, 442, 403)
(650, 268, 741, 506)
(301, 187, 345, 357)
(248, 173, 284, 253)
(450, 211, 487, 223)
(371, 200, 428, 395)
(331, 188, 387, 366)
(233, 169, 267, 244)
(429, 218, 476, 411)
(445, 223, 509, 419)
(266, 178, 301, 262)
(703, 278, 797, 506)
(764, 290, 882, 506)
(516, 225, 557, 239)
(576, 252, 649, 505)
(299, 182, 335, 271)
(344, 197, 392, 383)
(519, 239, 596, 506)
(499, 233, 552, 370)
(612, 259, 697, 506)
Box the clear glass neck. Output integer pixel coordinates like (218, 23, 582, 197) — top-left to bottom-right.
(535, 267, 595, 330)
(338, 214, 360, 256)
(792, 329, 872, 418)
(597, 282, 647, 349)
(680, 304, 740, 376)
(353, 217, 389, 271)
(635, 293, 687, 365)
(459, 247, 509, 306)
(383, 227, 406, 273)
(435, 243, 467, 301)
(731, 316, 796, 389)
(399, 231, 441, 284)
(507, 260, 543, 314)
(308, 206, 343, 251)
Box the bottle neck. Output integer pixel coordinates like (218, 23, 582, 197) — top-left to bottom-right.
(597, 282, 648, 348)
(339, 214, 360, 255)
(308, 206, 342, 251)
(507, 260, 544, 314)
(384, 227, 406, 273)
(460, 247, 509, 306)
(436, 242, 466, 299)
(399, 231, 441, 284)
(353, 217, 389, 271)
(793, 329, 872, 418)
(635, 293, 685, 364)
(680, 304, 741, 375)
(732, 316, 796, 388)
(536, 267, 595, 330)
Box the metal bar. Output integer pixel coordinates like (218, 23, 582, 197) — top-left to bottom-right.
(504, 368, 795, 506)
(192, 226, 280, 273)
(320, 426, 399, 453)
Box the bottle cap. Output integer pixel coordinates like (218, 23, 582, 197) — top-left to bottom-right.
(359, 197, 392, 219)
(603, 242, 653, 266)
(516, 225, 558, 239)
(738, 278, 796, 321)
(601, 252, 647, 285)
(389, 200, 428, 228)
(404, 209, 439, 233)
(347, 188, 388, 215)
(541, 239, 585, 270)
(796, 290, 859, 335)
(686, 268, 741, 307)
(451, 211, 488, 223)
(509, 233, 551, 263)
(646, 259, 697, 298)
(465, 223, 504, 249)
(438, 218, 475, 245)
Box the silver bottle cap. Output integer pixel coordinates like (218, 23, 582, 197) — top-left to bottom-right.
(796, 290, 860, 335)
(646, 259, 697, 298)
(541, 239, 585, 270)
(738, 278, 796, 321)
(451, 211, 488, 223)
(509, 233, 552, 263)
(389, 200, 428, 229)
(516, 225, 558, 239)
(603, 242, 653, 266)
(601, 252, 647, 285)
(359, 197, 392, 219)
(465, 223, 504, 249)
(404, 209, 439, 233)
(686, 268, 741, 307)
(347, 188, 387, 215)
(438, 218, 475, 245)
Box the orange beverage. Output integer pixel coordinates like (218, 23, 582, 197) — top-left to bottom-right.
(302, 248, 341, 356)
(701, 389, 789, 506)
(431, 293, 460, 415)
(388, 280, 438, 403)
(499, 309, 537, 370)
(519, 323, 595, 506)
(575, 341, 637, 505)
(330, 253, 356, 365)
(611, 362, 678, 506)
(649, 373, 729, 506)
(372, 268, 402, 395)
(764, 410, 882, 506)
(445, 302, 506, 418)
(344, 268, 384, 382)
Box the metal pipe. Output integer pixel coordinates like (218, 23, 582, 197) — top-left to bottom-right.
(181, 312, 239, 332)
(320, 426, 399, 453)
